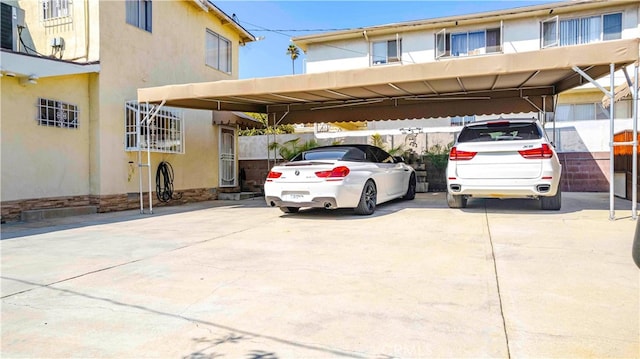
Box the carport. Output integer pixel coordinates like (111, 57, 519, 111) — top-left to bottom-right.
(138, 38, 639, 219)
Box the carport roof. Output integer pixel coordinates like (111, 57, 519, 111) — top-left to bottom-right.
(137, 39, 639, 125)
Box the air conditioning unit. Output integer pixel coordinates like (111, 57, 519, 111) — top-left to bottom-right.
(0, 3, 26, 52)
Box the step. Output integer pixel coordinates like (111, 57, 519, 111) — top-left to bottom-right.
(218, 192, 262, 201)
(21, 206, 98, 222)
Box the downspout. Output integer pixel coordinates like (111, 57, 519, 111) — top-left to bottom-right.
(84, 0, 90, 61)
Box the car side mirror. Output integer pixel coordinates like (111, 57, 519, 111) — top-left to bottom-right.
(393, 156, 406, 163)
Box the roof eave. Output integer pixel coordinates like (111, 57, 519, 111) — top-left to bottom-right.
(203, 0, 256, 44)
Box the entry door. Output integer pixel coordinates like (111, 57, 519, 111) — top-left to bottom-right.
(219, 127, 236, 187)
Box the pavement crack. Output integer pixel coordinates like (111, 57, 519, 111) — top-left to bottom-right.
(484, 202, 511, 359)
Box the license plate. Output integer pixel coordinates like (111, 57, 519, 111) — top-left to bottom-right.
(283, 193, 306, 201)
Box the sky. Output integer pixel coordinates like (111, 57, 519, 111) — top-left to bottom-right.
(215, 1, 555, 79)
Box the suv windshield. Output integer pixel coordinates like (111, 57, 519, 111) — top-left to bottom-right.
(457, 122, 541, 143)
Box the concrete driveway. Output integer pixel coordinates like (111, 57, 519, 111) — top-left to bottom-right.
(1, 193, 638, 358)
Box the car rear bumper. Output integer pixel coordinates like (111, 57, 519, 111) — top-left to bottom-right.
(446, 178, 560, 198)
(264, 181, 362, 209)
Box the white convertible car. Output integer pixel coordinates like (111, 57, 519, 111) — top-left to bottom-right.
(264, 144, 416, 215)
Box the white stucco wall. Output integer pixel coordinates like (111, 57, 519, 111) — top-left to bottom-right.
(303, 3, 639, 73)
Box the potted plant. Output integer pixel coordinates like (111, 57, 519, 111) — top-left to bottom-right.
(422, 142, 453, 191)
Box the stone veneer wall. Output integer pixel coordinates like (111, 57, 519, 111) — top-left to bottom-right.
(1, 195, 92, 223)
(558, 152, 610, 192)
(0, 187, 235, 223)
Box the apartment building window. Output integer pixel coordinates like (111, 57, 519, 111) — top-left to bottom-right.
(37, 98, 78, 129)
(371, 38, 402, 65)
(436, 27, 501, 58)
(554, 100, 631, 122)
(126, 0, 152, 32)
(206, 29, 231, 73)
(125, 101, 184, 153)
(41, 0, 70, 20)
(541, 13, 622, 48)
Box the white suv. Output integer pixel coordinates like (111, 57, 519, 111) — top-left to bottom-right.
(446, 119, 562, 210)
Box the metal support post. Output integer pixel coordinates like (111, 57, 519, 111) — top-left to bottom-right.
(609, 64, 615, 220)
(633, 64, 638, 220)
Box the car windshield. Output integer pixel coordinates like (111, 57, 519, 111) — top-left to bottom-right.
(292, 148, 366, 162)
(457, 122, 541, 143)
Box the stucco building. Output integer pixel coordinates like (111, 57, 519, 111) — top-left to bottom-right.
(1, 0, 255, 222)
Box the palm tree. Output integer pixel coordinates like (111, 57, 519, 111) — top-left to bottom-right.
(286, 44, 300, 75)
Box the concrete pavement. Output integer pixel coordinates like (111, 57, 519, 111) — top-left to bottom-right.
(1, 193, 638, 358)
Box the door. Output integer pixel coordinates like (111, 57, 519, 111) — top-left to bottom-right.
(219, 127, 236, 187)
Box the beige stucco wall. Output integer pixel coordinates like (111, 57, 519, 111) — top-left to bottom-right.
(94, 0, 244, 196)
(18, 0, 99, 61)
(1, 74, 91, 201)
(3, 0, 246, 207)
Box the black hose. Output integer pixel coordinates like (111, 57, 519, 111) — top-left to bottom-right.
(156, 161, 181, 203)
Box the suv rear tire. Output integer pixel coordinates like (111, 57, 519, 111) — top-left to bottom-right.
(540, 187, 561, 210)
(447, 192, 467, 208)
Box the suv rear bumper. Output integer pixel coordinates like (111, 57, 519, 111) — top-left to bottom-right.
(447, 178, 560, 198)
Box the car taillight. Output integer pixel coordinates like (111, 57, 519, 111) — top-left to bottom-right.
(449, 147, 477, 161)
(266, 171, 282, 182)
(519, 144, 553, 159)
(315, 166, 350, 179)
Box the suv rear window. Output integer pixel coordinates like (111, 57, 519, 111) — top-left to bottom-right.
(457, 122, 541, 143)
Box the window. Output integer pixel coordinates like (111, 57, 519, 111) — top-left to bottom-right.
(436, 27, 501, 58)
(603, 13, 622, 41)
(37, 98, 78, 129)
(541, 12, 622, 48)
(206, 29, 231, 73)
(541, 17, 559, 48)
(41, 0, 70, 20)
(125, 101, 184, 153)
(450, 115, 476, 127)
(554, 100, 631, 122)
(371, 38, 402, 65)
(126, 0, 152, 32)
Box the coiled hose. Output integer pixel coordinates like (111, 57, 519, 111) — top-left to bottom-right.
(156, 161, 182, 202)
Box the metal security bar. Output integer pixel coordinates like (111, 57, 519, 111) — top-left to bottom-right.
(125, 101, 184, 154)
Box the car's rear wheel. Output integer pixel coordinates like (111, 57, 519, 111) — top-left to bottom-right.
(279, 206, 300, 213)
(403, 173, 416, 200)
(540, 187, 561, 210)
(354, 180, 377, 215)
(447, 192, 467, 208)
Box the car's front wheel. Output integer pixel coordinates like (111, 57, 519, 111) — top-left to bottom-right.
(279, 207, 300, 213)
(354, 180, 377, 215)
(447, 192, 467, 208)
(540, 187, 561, 210)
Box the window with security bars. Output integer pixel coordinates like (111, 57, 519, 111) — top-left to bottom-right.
(125, 101, 184, 153)
(41, 0, 71, 20)
(37, 98, 78, 129)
